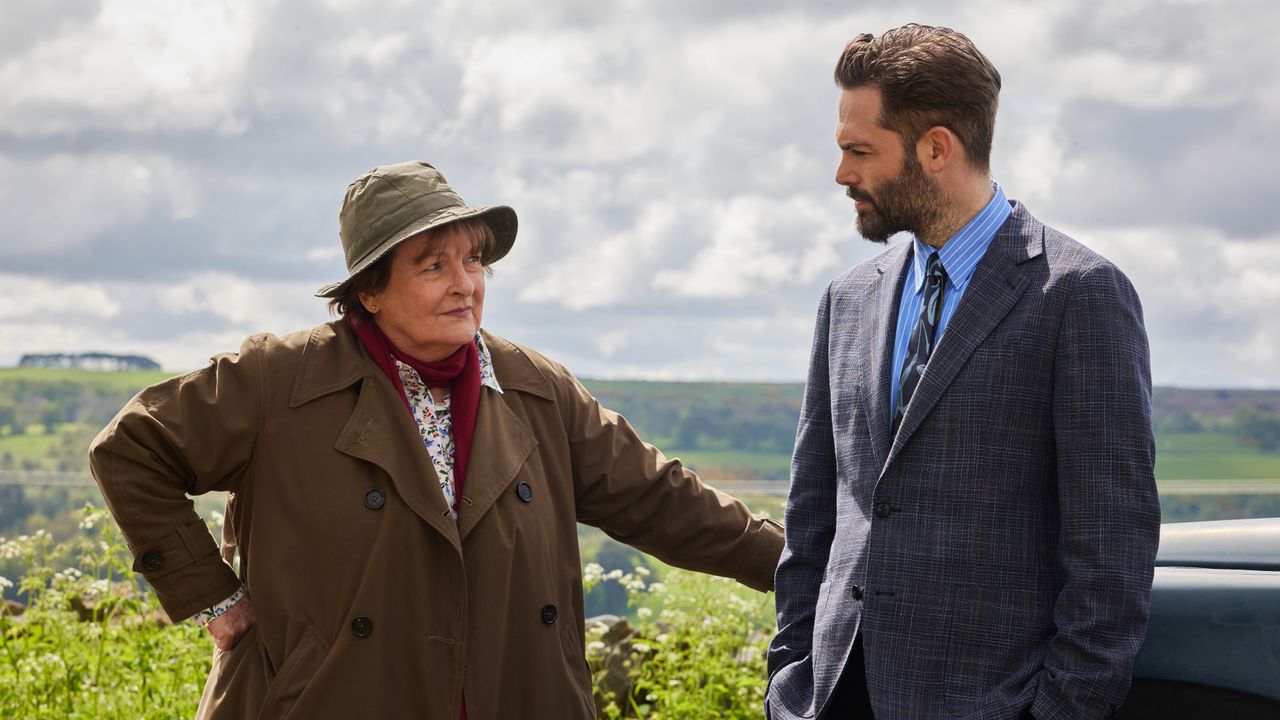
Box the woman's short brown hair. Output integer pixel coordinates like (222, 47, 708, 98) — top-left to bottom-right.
(328, 217, 497, 321)
(835, 24, 1001, 172)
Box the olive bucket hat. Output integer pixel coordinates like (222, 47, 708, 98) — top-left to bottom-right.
(314, 161, 518, 298)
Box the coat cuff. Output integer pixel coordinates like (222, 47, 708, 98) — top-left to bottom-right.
(737, 517, 785, 592)
(128, 517, 241, 622)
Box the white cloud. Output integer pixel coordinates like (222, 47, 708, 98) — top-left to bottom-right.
(0, 0, 1277, 387)
(0, 0, 254, 137)
(0, 153, 201, 252)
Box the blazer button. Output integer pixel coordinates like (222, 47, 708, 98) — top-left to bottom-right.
(141, 549, 165, 571)
(516, 482, 534, 503)
(851, 585, 864, 601)
(540, 604, 558, 625)
(875, 502, 892, 519)
(351, 616, 373, 638)
(364, 489, 386, 510)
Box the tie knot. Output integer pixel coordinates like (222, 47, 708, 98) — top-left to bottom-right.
(926, 252, 947, 282)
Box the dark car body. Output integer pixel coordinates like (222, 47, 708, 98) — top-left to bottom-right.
(1121, 517, 1280, 718)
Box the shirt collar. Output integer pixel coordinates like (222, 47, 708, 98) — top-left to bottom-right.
(909, 181, 1011, 294)
(474, 331, 503, 394)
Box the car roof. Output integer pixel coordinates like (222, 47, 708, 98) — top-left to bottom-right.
(1156, 517, 1280, 571)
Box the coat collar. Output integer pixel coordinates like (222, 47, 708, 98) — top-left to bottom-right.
(289, 321, 554, 408)
(286, 320, 548, 548)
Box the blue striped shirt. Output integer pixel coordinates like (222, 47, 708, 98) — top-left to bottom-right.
(888, 183, 1012, 428)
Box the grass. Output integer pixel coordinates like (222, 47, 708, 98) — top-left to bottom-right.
(0, 368, 175, 392)
(0, 431, 64, 460)
(1155, 431, 1280, 480)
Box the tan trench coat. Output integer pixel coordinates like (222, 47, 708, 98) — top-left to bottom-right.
(90, 321, 784, 719)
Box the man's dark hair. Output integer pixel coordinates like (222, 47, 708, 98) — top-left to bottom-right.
(835, 24, 1001, 172)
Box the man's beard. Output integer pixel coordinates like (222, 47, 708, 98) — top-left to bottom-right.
(848, 154, 942, 244)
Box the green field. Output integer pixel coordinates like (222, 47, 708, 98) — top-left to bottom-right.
(0, 366, 173, 390)
(1155, 431, 1280, 480)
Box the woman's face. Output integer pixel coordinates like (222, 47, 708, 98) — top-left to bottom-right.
(360, 224, 486, 362)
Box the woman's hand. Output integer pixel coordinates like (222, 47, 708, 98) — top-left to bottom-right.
(207, 593, 257, 651)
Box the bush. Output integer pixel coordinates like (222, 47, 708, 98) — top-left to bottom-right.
(2, 511, 775, 719)
(0, 506, 211, 718)
(584, 563, 772, 718)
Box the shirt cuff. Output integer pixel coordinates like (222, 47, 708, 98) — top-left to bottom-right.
(192, 584, 247, 627)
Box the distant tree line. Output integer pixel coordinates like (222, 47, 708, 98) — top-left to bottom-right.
(586, 384, 803, 455)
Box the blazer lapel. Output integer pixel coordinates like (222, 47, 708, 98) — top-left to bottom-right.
(864, 244, 912, 473)
(456, 388, 538, 541)
(884, 205, 1043, 471)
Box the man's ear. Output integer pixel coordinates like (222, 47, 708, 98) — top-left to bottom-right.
(917, 126, 959, 173)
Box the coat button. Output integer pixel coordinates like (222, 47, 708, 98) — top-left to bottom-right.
(851, 585, 864, 601)
(141, 549, 165, 571)
(364, 489, 386, 510)
(351, 616, 373, 637)
(875, 502, 892, 519)
(516, 482, 534, 503)
(540, 604, 558, 625)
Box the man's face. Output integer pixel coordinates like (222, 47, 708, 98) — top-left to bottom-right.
(835, 86, 940, 244)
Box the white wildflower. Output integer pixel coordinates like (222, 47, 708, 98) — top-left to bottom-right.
(0, 576, 12, 590)
(636, 607, 652, 619)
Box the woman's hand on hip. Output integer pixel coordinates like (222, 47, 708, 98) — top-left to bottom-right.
(207, 593, 257, 651)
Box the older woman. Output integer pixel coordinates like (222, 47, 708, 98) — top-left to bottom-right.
(90, 161, 784, 719)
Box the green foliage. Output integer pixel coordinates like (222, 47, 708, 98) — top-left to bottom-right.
(583, 564, 772, 719)
(1234, 405, 1280, 452)
(0, 506, 211, 718)
(1156, 410, 1203, 434)
(2, 511, 775, 719)
(583, 380, 803, 459)
(1155, 431, 1280, 479)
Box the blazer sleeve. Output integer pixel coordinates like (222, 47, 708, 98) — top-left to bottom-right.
(88, 336, 265, 622)
(1033, 262, 1161, 720)
(767, 284, 839, 679)
(548, 361, 784, 592)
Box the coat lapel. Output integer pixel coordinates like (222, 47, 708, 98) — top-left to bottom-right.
(863, 244, 912, 473)
(883, 204, 1043, 471)
(456, 388, 538, 541)
(291, 321, 462, 554)
(334, 370, 463, 553)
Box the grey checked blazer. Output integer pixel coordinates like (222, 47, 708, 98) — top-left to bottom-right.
(767, 202, 1160, 720)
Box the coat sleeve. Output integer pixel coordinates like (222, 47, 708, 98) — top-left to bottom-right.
(546, 362, 784, 592)
(89, 336, 265, 622)
(767, 284, 838, 681)
(1033, 262, 1161, 720)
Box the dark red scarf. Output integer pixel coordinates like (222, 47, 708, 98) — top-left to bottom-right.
(346, 314, 481, 508)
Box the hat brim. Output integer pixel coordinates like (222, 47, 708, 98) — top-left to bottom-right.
(314, 204, 517, 299)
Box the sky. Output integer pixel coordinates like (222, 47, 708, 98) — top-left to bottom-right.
(1, 0, 1277, 387)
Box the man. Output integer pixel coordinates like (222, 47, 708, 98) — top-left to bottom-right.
(767, 25, 1160, 720)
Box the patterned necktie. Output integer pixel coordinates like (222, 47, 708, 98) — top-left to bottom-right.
(893, 251, 948, 435)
